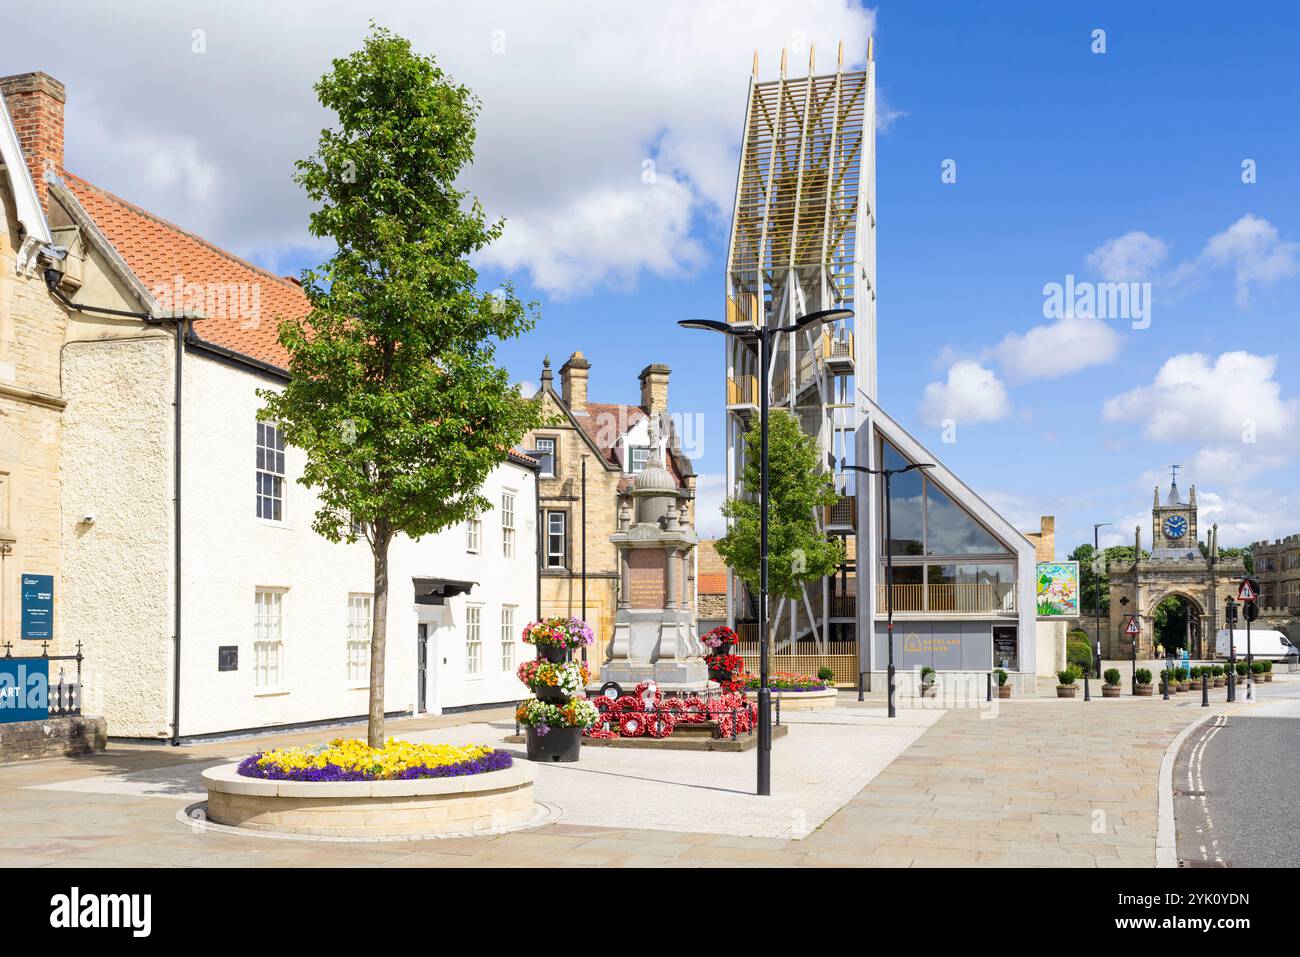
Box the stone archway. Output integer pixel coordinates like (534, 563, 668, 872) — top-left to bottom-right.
(1148, 591, 1204, 656)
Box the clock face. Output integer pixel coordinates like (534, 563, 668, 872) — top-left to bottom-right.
(1163, 515, 1188, 539)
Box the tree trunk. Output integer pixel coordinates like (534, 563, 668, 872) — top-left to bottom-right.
(367, 524, 392, 748)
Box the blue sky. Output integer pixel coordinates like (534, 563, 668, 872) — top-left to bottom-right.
(7, 0, 1297, 554)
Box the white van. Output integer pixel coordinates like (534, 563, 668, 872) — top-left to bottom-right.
(1215, 628, 1299, 661)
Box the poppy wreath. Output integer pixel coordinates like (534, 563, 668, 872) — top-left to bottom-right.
(584, 726, 617, 739)
(615, 694, 641, 713)
(678, 695, 706, 722)
(617, 712, 646, 737)
(715, 713, 734, 738)
(645, 712, 675, 738)
(633, 681, 663, 704)
(592, 696, 613, 713)
(661, 697, 685, 716)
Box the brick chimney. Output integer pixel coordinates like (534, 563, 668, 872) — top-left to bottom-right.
(639, 363, 670, 415)
(0, 72, 65, 212)
(560, 350, 590, 413)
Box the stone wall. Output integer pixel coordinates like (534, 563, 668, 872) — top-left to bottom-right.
(0, 179, 67, 655)
(0, 715, 106, 763)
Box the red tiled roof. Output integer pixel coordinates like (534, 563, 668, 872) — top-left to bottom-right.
(59, 170, 308, 369)
(697, 573, 727, 594)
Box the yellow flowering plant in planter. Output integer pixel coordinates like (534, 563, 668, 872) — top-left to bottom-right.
(237, 737, 511, 781)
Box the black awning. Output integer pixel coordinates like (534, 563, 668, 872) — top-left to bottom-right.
(412, 577, 478, 605)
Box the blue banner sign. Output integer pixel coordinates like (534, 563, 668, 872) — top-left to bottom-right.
(20, 573, 53, 640)
(0, 659, 49, 723)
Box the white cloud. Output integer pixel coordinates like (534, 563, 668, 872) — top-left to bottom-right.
(1199, 214, 1300, 306)
(692, 472, 727, 539)
(1, 0, 877, 296)
(1086, 231, 1168, 282)
(985, 316, 1122, 382)
(919, 360, 1011, 427)
(1102, 351, 1298, 444)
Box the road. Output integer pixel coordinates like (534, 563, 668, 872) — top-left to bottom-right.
(1174, 678, 1300, 867)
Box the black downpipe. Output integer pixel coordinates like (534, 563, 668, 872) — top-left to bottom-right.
(46, 271, 187, 745)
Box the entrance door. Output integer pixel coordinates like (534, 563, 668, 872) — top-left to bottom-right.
(992, 625, 1018, 671)
(417, 623, 429, 713)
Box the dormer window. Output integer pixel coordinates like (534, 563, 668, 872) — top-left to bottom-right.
(629, 446, 653, 474)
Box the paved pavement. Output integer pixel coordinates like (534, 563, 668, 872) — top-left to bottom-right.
(1173, 679, 1300, 868)
(0, 686, 1271, 867)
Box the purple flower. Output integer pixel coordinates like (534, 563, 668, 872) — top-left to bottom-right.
(237, 750, 513, 782)
(535, 722, 550, 737)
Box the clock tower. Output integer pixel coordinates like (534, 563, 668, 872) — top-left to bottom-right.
(1151, 465, 1199, 559)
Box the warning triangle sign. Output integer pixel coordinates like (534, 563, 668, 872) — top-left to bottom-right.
(1125, 618, 1140, 635)
(1237, 579, 1258, 603)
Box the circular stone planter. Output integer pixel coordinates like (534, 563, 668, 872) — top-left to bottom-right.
(202, 761, 536, 839)
(745, 686, 838, 711)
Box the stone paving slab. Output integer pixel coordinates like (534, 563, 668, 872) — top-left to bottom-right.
(0, 690, 1241, 867)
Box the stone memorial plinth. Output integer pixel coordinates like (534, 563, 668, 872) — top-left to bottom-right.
(591, 422, 710, 694)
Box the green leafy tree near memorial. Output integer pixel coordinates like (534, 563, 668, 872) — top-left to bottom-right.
(259, 26, 541, 746)
(715, 410, 844, 656)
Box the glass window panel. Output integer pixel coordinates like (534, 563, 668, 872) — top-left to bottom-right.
(924, 482, 1008, 556)
(880, 441, 924, 556)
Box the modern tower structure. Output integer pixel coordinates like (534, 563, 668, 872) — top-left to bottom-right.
(723, 41, 876, 648)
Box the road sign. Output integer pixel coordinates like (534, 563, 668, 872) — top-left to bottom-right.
(1125, 617, 1140, 635)
(1237, 578, 1259, 603)
(20, 573, 53, 640)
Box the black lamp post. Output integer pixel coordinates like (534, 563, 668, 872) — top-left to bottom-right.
(841, 459, 934, 719)
(679, 307, 852, 796)
(1225, 595, 1237, 702)
(1092, 523, 1111, 680)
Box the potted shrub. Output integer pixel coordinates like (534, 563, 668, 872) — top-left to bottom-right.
(817, 666, 836, 684)
(1175, 667, 1190, 692)
(1262, 660, 1274, 682)
(1250, 661, 1266, 683)
(1211, 665, 1225, 687)
(1056, 669, 1078, 698)
(1134, 667, 1153, 696)
(1159, 668, 1176, 693)
(920, 666, 937, 698)
(1102, 668, 1122, 698)
(996, 668, 1011, 698)
(1235, 661, 1249, 679)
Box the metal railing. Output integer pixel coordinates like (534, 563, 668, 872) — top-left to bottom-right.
(727, 375, 759, 407)
(727, 292, 761, 326)
(875, 583, 1017, 614)
(733, 639, 859, 687)
(1, 640, 84, 717)
(824, 494, 856, 528)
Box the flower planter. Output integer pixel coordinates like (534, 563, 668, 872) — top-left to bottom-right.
(1213, 677, 1225, 687)
(997, 684, 1011, 699)
(1056, 685, 1077, 698)
(537, 645, 570, 664)
(533, 684, 567, 704)
(1102, 685, 1121, 698)
(1135, 684, 1153, 696)
(525, 726, 582, 763)
(743, 686, 837, 711)
(1263, 673, 1274, 683)
(202, 762, 536, 838)
(1177, 681, 1190, 692)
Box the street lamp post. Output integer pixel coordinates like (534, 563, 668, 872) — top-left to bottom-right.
(1093, 522, 1111, 680)
(1225, 596, 1237, 703)
(678, 307, 852, 796)
(841, 460, 934, 719)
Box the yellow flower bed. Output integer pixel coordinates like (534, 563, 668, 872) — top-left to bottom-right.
(255, 737, 497, 777)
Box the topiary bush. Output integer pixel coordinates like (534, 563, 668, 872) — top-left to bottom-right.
(1057, 669, 1077, 686)
(817, 666, 835, 682)
(1066, 639, 1093, 673)
(1135, 668, 1152, 685)
(1104, 668, 1121, 686)
(995, 668, 1008, 687)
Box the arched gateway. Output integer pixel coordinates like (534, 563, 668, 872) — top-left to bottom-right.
(1105, 472, 1246, 659)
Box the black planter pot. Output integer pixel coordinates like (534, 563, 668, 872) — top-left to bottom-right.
(534, 684, 567, 704)
(525, 725, 582, 762)
(537, 645, 570, 664)
(716, 642, 733, 656)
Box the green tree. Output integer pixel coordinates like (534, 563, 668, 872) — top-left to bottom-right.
(1200, 541, 1254, 573)
(715, 410, 844, 654)
(260, 26, 541, 746)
